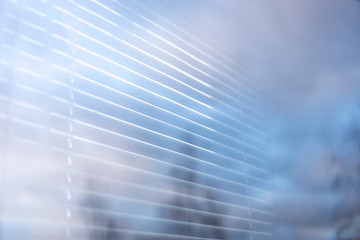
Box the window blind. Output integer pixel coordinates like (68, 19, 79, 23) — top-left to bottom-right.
(0, 0, 273, 239)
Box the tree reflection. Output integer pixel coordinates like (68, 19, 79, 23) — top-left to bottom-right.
(333, 118, 360, 240)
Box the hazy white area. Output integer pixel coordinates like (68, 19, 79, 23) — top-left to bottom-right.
(152, 0, 360, 239)
(1, 0, 359, 240)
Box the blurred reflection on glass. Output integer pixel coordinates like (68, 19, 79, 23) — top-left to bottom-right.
(1, 0, 359, 240)
(0, 0, 271, 240)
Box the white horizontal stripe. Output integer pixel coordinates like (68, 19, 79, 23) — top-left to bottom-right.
(4, 12, 16, 19)
(0, 95, 9, 101)
(50, 64, 266, 163)
(19, 35, 45, 47)
(13, 100, 45, 112)
(50, 43, 265, 149)
(2, 216, 273, 238)
(51, 3, 265, 139)
(51, 5, 215, 101)
(51, 139, 274, 216)
(0, 59, 11, 66)
(18, 50, 44, 62)
(44, 158, 272, 214)
(49, 113, 269, 187)
(12, 117, 44, 129)
(51, 146, 271, 206)
(14, 83, 45, 94)
(22, 20, 46, 32)
(15, 67, 45, 78)
(72, 204, 274, 231)
(131, 0, 258, 95)
(2, 28, 15, 35)
(23, 5, 47, 18)
(50, 86, 268, 176)
(75, 0, 263, 121)
(50, 48, 217, 132)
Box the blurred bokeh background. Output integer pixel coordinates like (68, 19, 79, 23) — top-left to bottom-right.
(174, 0, 360, 239)
(1, 0, 360, 240)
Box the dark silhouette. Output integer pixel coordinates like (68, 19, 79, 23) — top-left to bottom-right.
(333, 116, 360, 240)
(159, 133, 226, 239)
(82, 179, 126, 240)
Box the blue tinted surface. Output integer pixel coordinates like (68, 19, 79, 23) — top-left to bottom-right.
(0, 0, 271, 240)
